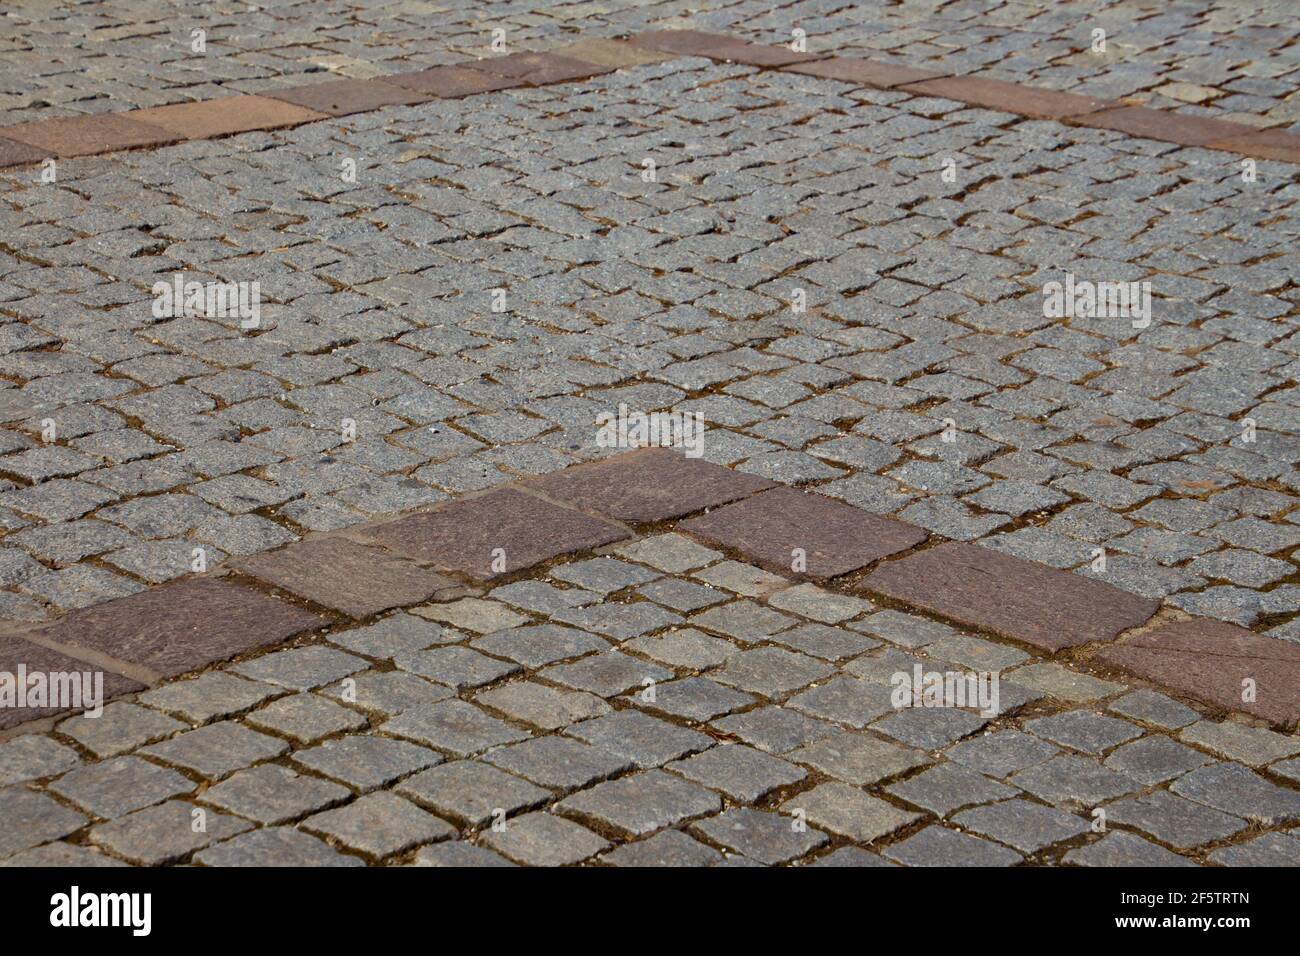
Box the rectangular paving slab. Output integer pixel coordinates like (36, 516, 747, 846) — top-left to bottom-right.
(262, 79, 434, 116)
(2, 113, 179, 156)
(679, 486, 926, 578)
(236, 537, 456, 618)
(468, 52, 613, 85)
(783, 57, 946, 89)
(0, 636, 143, 729)
(530, 448, 773, 522)
(1097, 618, 1300, 726)
(358, 486, 629, 579)
(1206, 128, 1300, 163)
(0, 135, 47, 168)
(901, 75, 1114, 119)
(384, 65, 525, 97)
(30, 577, 326, 678)
(861, 542, 1159, 651)
(1071, 105, 1255, 146)
(129, 95, 326, 139)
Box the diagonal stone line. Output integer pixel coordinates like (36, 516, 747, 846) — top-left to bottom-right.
(1, 31, 1297, 169)
(3, 450, 1295, 736)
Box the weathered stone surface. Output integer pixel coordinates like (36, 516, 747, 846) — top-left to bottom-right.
(0, 135, 46, 168)
(903, 75, 1113, 118)
(89, 800, 251, 865)
(557, 769, 720, 835)
(360, 487, 628, 578)
(1098, 619, 1300, 726)
(784, 57, 944, 89)
(237, 537, 454, 618)
(263, 79, 432, 116)
(681, 487, 926, 578)
(531, 448, 773, 522)
(397, 760, 549, 828)
(2, 113, 177, 156)
(130, 95, 324, 139)
(470, 52, 614, 85)
(0, 637, 142, 729)
(1074, 105, 1254, 145)
(0, 786, 87, 856)
(481, 812, 609, 866)
(782, 783, 919, 843)
(691, 807, 827, 864)
(883, 825, 1022, 866)
(195, 827, 363, 867)
(630, 30, 819, 67)
(32, 577, 324, 678)
(385, 65, 523, 97)
(302, 792, 455, 858)
(862, 542, 1159, 651)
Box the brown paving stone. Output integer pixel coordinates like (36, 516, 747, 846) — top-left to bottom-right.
(359, 487, 629, 580)
(262, 79, 433, 116)
(629, 30, 819, 67)
(900, 75, 1114, 119)
(783, 57, 945, 89)
(0, 636, 143, 730)
(385, 65, 524, 97)
(2, 113, 178, 157)
(530, 448, 774, 523)
(861, 542, 1159, 652)
(1206, 129, 1300, 164)
(1070, 106, 1256, 146)
(129, 95, 325, 140)
(469, 52, 614, 86)
(236, 538, 455, 619)
(555, 38, 678, 68)
(1098, 620, 1300, 727)
(32, 578, 325, 678)
(679, 487, 926, 579)
(0, 135, 47, 168)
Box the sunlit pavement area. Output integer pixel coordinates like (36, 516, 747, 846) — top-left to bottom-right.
(0, 0, 1297, 866)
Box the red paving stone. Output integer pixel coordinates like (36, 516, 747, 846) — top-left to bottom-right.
(555, 38, 678, 68)
(529, 448, 774, 523)
(263, 79, 433, 116)
(783, 57, 945, 89)
(1206, 128, 1300, 163)
(901, 75, 1114, 119)
(129, 95, 326, 140)
(0, 637, 143, 730)
(629, 30, 819, 67)
(385, 64, 525, 97)
(678, 486, 927, 579)
(1, 113, 179, 156)
(236, 538, 456, 619)
(1070, 105, 1256, 146)
(358, 487, 629, 579)
(469, 52, 614, 85)
(1098, 619, 1300, 727)
(31, 578, 325, 678)
(0, 135, 48, 168)
(861, 542, 1160, 652)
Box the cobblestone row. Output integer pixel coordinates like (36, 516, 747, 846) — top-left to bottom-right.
(3, 0, 1298, 131)
(0, 1, 1297, 867)
(0, 50, 1295, 633)
(2, 522, 1299, 866)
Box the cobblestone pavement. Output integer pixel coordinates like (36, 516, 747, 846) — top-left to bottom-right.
(4, 0, 1299, 130)
(2, 452, 1299, 867)
(0, 1, 1298, 865)
(0, 447, 1294, 868)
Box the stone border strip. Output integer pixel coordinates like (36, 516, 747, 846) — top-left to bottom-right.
(3, 448, 1296, 735)
(0, 31, 1297, 168)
